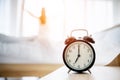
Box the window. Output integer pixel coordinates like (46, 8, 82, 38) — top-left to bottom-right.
(22, 0, 113, 41)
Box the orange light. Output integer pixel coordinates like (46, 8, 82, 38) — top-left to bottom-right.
(39, 7, 46, 25)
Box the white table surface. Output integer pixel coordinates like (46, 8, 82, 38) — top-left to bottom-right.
(40, 66, 120, 80)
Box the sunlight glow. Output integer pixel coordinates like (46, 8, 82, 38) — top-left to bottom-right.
(23, 0, 113, 41)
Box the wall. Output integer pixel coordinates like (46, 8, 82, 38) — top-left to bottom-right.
(113, 0, 120, 25)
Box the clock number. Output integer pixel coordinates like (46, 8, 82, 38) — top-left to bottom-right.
(78, 65, 80, 68)
(88, 59, 90, 62)
(67, 54, 69, 57)
(87, 48, 90, 52)
(72, 46, 75, 49)
(68, 59, 71, 62)
(89, 54, 92, 57)
(83, 44, 85, 48)
(69, 49, 72, 53)
(84, 64, 86, 67)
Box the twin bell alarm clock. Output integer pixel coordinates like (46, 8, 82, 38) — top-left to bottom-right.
(63, 29, 95, 73)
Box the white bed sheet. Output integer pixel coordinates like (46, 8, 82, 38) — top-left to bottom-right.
(0, 35, 64, 64)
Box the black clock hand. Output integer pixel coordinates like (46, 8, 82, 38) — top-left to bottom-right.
(74, 55, 79, 64)
(78, 44, 80, 55)
(74, 44, 81, 64)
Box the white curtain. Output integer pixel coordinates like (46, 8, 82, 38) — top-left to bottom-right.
(22, 0, 115, 41)
(0, 0, 23, 37)
(64, 0, 113, 35)
(0, 0, 120, 38)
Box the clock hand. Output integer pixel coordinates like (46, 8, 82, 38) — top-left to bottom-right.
(78, 44, 80, 55)
(74, 56, 79, 64)
(74, 44, 81, 64)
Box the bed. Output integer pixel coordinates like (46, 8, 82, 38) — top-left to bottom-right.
(0, 24, 120, 77)
(0, 34, 65, 64)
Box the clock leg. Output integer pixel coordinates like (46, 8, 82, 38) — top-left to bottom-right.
(88, 69, 91, 74)
(68, 69, 71, 73)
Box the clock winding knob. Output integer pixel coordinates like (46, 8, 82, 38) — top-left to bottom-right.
(83, 36, 95, 43)
(65, 37, 76, 45)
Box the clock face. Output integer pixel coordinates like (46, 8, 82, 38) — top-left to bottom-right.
(63, 40, 95, 72)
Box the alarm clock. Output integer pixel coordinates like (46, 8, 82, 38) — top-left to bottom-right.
(63, 29, 95, 73)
